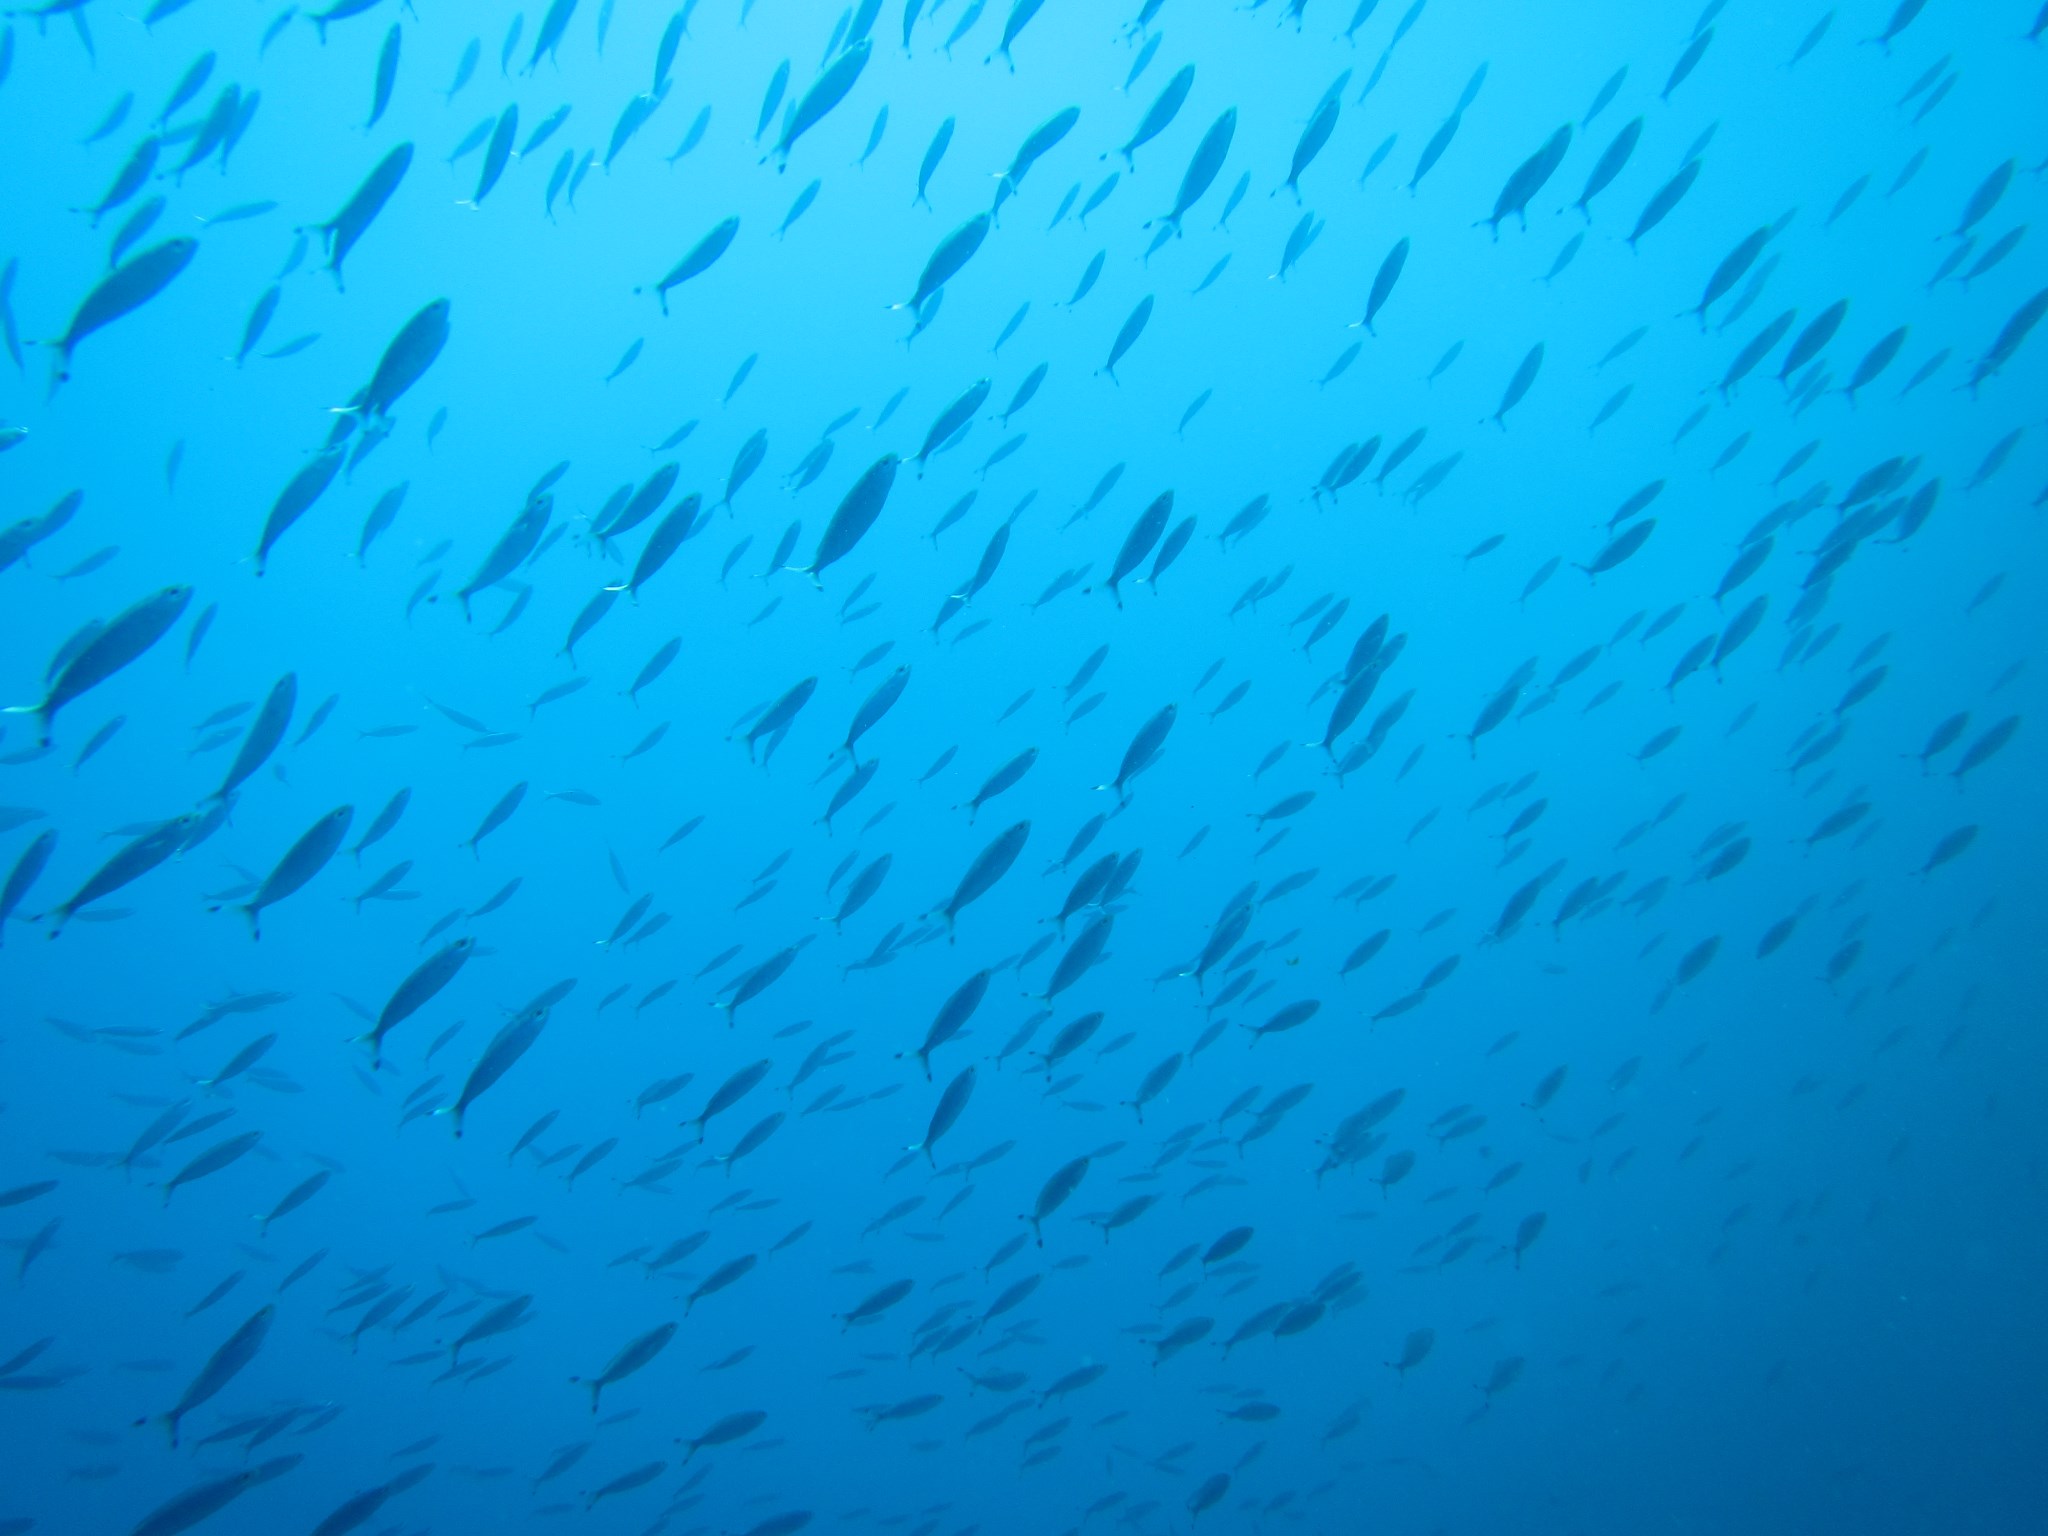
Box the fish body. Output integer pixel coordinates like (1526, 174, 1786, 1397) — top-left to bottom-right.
(238, 806, 353, 937)
(651, 217, 739, 313)
(369, 938, 476, 1065)
(1119, 64, 1193, 167)
(904, 214, 990, 310)
(1483, 125, 1571, 237)
(581, 1322, 676, 1412)
(312, 142, 412, 288)
(797, 456, 898, 582)
(163, 1305, 275, 1445)
(211, 675, 296, 806)
(939, 821, 1029, 931)
(447, 1000, 553, 1136)
(49, 238, 197, 395)
(776, 41, 871, 164)
(1102, 296, 1154, 381)
(1159, 109, 1236, 232)
(459, 495, 553, 617)
(358, 299, 451, 421)
(12, 585, 191, 743)
(1105, 492, 1170, 603)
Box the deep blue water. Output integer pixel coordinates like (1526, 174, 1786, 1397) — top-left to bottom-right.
(2, 1, 2046, 1533)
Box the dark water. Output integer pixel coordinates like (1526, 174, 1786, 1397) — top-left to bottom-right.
(2, 2, 2045, 1533)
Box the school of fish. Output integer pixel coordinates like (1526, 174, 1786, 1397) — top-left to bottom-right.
(0, 0, 2043, 1532)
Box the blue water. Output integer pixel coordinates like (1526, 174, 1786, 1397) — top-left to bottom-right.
(2, 1, 2045, 1532)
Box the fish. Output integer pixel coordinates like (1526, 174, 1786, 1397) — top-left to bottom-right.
(1101, 296, 1154, 381)
(308, 142, 412, 289)
(307, 1465, 434, 1536)
(353, 298, 451, 423)
(45, 237, 196, 397)
(159, 1305, 275, 1445)
(1118, 63, 1193, 167)
(440, 999, 552, 1146)
(365, 938, 476, 1066)
(680, 1408, 767, 1460)
(9, 585, 190, 744)
(646, 216, 739, 313)
(793, 456, 898, 583)
(576, 1322, 676, 1412)
(459, 495, 553, 617)
(775, 40, 871, 166)
(1628, 160, 1702, 249)
(1026, 1155, 1089, 1244)
(935, 821, 1029, 934)
(1357, 239, 1408, 334)
(229, 806, 353, 939)
(994, 106, 1079, 213)
(123, 1456, 301, 1536)
(43, 816, 195, 937)
(1156, 109, 1236, 234)
(900, 214, 990, 311)
(1480, 124, 1570, 237)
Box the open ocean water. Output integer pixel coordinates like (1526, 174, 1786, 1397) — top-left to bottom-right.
(1, 1, 2045, 1532)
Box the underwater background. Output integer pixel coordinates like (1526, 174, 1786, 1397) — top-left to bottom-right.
(2, 0, 2046, 1532)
